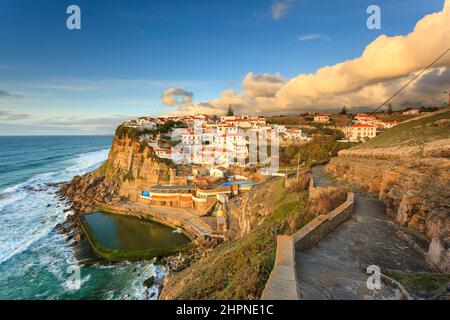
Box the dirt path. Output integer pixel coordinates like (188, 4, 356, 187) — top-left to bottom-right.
(295, 166, 431, 300)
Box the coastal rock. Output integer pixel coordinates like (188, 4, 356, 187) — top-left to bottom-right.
(60, 133, 173, 214)
(426, 237, 450, 273)
(143, 276, 155, 288)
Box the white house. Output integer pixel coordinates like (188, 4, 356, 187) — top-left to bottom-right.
(210, 166, 227, 178)
(345, 124, 377, 141)
(403, 108, 421, 115)
(314, 113, 331, 123)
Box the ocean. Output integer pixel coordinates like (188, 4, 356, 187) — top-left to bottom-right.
(0, 136, 163, 300)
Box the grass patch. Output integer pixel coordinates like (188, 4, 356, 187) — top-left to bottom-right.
(384, 270, 450, 294)
(280, 137, 357, 167)
(162, 179, 314, 300)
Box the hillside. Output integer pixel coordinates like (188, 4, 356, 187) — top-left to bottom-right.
(326, 109, 450, 272)
(356, 109, 450, 149)
(159, 178, 315, 300)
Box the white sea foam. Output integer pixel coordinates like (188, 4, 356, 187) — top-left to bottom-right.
(0, 146, 164, 300)
(0, 148, 109, 265)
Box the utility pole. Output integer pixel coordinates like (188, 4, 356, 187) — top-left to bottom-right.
(296, 153, 301, 181)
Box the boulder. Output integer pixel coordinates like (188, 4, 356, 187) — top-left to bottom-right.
(426, 237, 450, 272)
(143, 276, 155, 288)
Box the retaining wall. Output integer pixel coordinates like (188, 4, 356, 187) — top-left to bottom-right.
(261, 179, 354, 300)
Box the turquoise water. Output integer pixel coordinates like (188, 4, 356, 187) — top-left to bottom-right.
(0, 136, 164, 300)
(84, 212, 190, 251)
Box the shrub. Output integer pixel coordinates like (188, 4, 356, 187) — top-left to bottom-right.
(138, 141, 147, 153)
(308, 186, 347, 216)
(123, 171, 135, 182)
(287, 174, 310, 193)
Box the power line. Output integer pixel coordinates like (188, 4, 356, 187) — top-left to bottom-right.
(370, 48, 450, 115)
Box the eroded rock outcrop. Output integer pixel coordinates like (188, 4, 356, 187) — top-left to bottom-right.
(61, 134, 173, 212)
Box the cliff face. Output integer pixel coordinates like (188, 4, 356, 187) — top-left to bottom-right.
(326, 152, 449, 239)
(325, 110, 450, 272)
(62, 134, 173, 212)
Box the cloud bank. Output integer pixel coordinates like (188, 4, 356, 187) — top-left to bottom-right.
(0, 89, 22, 98)
(169, 1, 450, 115)
(161, 87, 194, 106)
(0, 110, 30, 121)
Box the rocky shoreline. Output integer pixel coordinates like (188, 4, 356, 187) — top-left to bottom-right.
(55, 179, 207, 299)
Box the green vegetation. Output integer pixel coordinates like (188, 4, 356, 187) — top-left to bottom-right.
(79, 215, 195, 261)
(123, 171, 135, 182)
(158, 120, 185, 134)
(307, 126, 345, 140)
(115, 125, 139, 139)
(267, 115, 307, 126)
(358, 110, 450, 149)
(115, 121, 185, 140)
(163, 179, 315, 300)
(227, 105, 234, 116)
(280, 137, 357, 167)
(384, 270, 450, 294)
(138, 141, 147, 153)
(160, 171, 170, 182)
(339, 106, 347, 115)
(95, 161, 109, 177)
(329, 114, 352, 127)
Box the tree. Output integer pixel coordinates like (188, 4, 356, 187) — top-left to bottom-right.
(227, 105, 234, 116)
(339, 106, 347, 115)
(387, 103, 393, 115)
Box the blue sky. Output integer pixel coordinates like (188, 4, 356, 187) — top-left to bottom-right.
(0, 0, 446, 134)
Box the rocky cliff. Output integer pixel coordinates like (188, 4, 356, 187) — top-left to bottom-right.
(61, 132, 174, 213)
(325, 109, 450, 272)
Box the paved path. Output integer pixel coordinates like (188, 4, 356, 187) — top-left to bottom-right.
(149, 206, 214, 237)
(107, 202, 214, 239)
(295, 166, 431, 300)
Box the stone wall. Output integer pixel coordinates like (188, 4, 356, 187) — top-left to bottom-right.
(294, 192, 354, 251)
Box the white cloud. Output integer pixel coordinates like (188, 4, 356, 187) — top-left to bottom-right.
(298, 33, 331, 42)
(271, 0, 294, 20)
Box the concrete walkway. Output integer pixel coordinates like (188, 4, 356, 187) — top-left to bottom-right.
(295, 166, 431, 300)
(106, 202, 215, 239)
(149, 206, 214, 237)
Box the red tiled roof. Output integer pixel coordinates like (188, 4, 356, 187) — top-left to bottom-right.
(351, 124, 376, 128)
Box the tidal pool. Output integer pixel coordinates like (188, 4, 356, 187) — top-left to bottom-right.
(82, 212, 192, 260)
